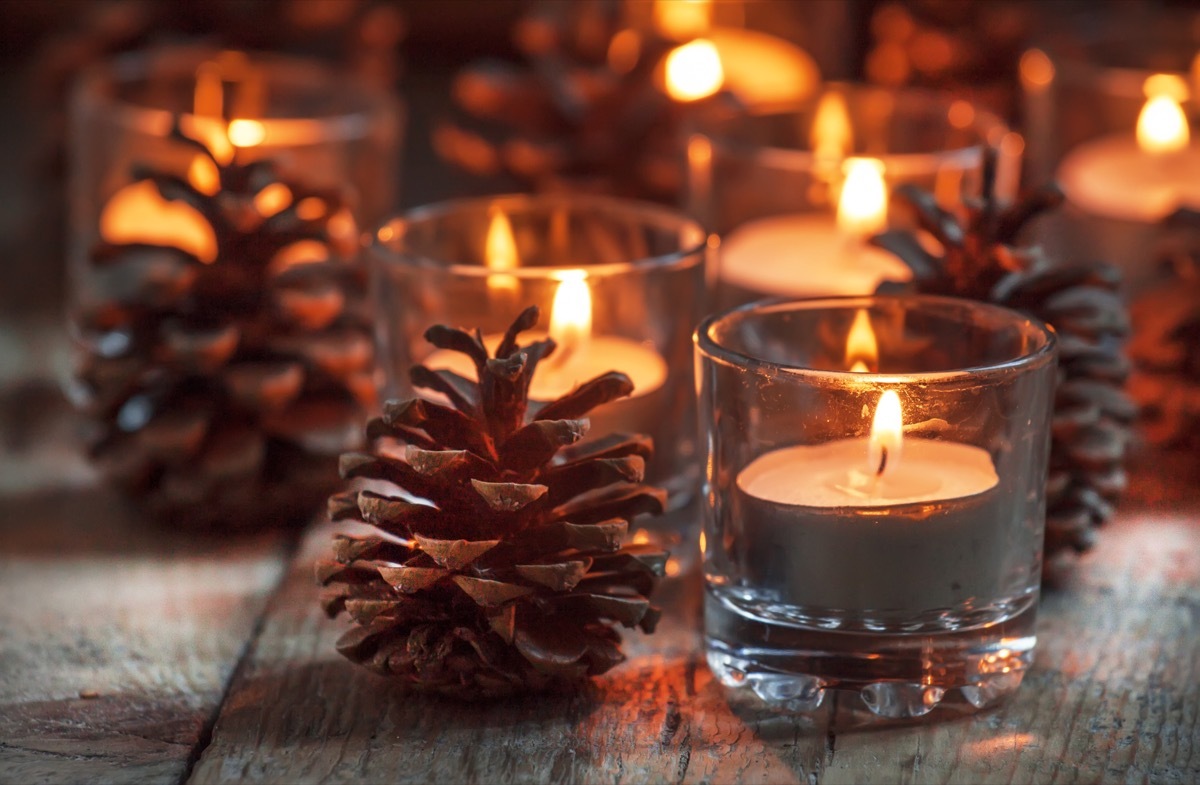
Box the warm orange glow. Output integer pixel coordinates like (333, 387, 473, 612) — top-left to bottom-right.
(698, 529, 707, 553)
(270, 239, 329, 274)
(548, 272, 591, 364)
(1144, 73, 1189, 102)
(1020, 49, 1054, 90)
(837, 158, 888, 239)
(295, 197, 327, 221)
(187, 156, 220, 196)
(868, 390, 903, 478)
(1137, 88, 1190, 155)
(665, 39, 724, 102)
(607, 29, 641, 75)
(845, 309, 878, 372)
(100, 180, 217, 263)
(485, 209, 519, 297)
(227, 118, 266, 148)
(654, 0, 713, 39)
(253, 183, 292, 217)
(948, 99, 975, 130)
(811, 90, 854, 168)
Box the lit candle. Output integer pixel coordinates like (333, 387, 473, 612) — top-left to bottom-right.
(1055, 73, 1200, 291)
(732, 316, 1002, 613)
(718, 157, 913, 298)
(658, 0, 819, 107)
(420, 213, 668, 431)
(1058, 74, 1200, 224)
(96, 55, 283, 260)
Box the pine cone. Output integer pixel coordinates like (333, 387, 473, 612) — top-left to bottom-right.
(873, 151, 1135, 560)
(318, 306, 668, 700)
(434, 0, 735, 202)
(1129, 209, 1200, 453)
(73, 125, 375, 527)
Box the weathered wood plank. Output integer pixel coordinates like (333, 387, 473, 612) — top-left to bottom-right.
(0, 342, 293, 785)
(819, 505, 1200, 785)
(189, 520, 833, 785)
(192, 488, 1200, 784)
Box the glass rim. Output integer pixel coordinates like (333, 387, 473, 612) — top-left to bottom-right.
(71, 44, 397, 146)
(694, 294, 1058, 382)
(1045, 32, 1199, 101)
(701, 82, 1005, 178)
(372, 192, 711, 279)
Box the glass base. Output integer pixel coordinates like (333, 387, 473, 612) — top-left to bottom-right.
(705, 587, 1036, 719)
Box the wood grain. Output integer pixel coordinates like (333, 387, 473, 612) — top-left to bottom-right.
(0, 372, 293, 785)
(189, 493, 1200, 785)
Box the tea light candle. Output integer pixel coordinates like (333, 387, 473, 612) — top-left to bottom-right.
(719, 158, 913, 297)
(735, 389, 1001, 613)
(697, 296, 1056, 715)
(420, 213, 668, 434)
(1055, 74, 1200, 291)
(1058, 75, 1200, 223)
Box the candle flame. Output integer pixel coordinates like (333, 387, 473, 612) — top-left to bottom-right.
(837, 158, 888, 238)
(868, 390, 903, 478)
(1137, 75, 1190, 155)
(811, 91, 854, 166)
(654, 0, 712, 39)
(485, 209, 519, 297)
(227, 118, 266, 148)
(845, 309, 877, 372)
(665, 39, 724, 102)
(548, 272, 591, 366)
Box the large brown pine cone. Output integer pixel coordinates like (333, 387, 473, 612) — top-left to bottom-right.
(73, 125, 375, 527)
(434, 0, 736, 202)
(1129, 209, 1200, 454)
(318, 306, 668, 700)
(873, 151, 1135, 561)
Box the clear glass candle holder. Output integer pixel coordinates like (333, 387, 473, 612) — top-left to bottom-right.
(1021, 20, 1200, 294)
(371, 194, 710, 556)
(66, 46, 401, 526)
(695, 295, 1057, 719)
(685, 83, 1007, 309)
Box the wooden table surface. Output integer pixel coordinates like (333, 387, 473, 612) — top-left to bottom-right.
(1, 321, 1198, 785)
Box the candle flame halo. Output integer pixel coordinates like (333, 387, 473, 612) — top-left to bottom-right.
(868, 390, 903, 479)
(838, 158, 888, 239)
(1137, 75, 1190, 155)
(548, 271, 592, 367)
(654, 0, 713, 39)
(485, 208, 520, 298)
(811, 91, 854, 167)
(665, 39, 724, 102)
(846, 309, 878, 373)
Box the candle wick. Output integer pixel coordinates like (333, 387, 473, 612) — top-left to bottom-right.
(876, 445, 888, 478)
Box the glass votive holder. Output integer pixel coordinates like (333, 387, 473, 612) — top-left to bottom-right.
(695, 295, 1058, 718)
(686, 83, 1007, 309)
(66, 46, 401, 527)
(371, 193, 710, 554)
(1021, 20, 1200, 294)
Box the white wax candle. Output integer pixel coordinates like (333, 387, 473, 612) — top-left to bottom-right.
(1057, 135, 1200, 223)
(738, 437, 998, 508)
(719, 214, 912, 298)
(733, 436, 1004, 613)
(423, 332, 667, 402)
